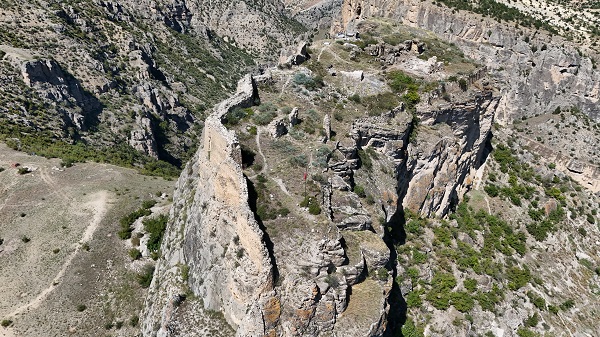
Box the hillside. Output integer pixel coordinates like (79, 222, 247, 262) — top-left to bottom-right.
(0, 0, 305, 176)
(0, 0, 599, 337)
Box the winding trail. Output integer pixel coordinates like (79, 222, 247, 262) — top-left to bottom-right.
(39, 167, 70, 200)
(8, 191, 109, 318)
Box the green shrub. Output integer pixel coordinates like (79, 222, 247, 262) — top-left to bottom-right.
(451, 291, 475, 312)
(516, 327, 540, 337)
(21, 235, 30, 243)
(425, 272, 456, 310)
(463, 278, 478, 292)
(129, 315, 139, 327)
(60, 158, 74, 168)
(387, 71, 418, 92)
(144, 214, 168, 252)
(292, 73, 324, 91)
(1, 319, 13, 327)
(223, 107, 252, 126)
(181, 264, 190, 281)
(118, 206, 152, 240)
(289, 154, 308, 168)
(353, 185, 366, 198)
(406, 217, 427, 236)
(484, 184, 500, 197)
(76, 304, 87, 312)
(358, 149, 372, 170)
(349, 94, 361, 103)
(402, 91, 421, 110)
(137, 264, 155, 288)
(301, 196, 321, 215)
(587, 214, 596, 224)
(406, 290, 423, 308)
(527, 291, 546, 310)
(476, 284, 503, 311)
(17, 167, 30, 175)
(142, 199, 157, 209)
(560, 299, 575, 310)
(308, 202, 321, 215)
(412, 249, 426, 264)
(401, 319, 425, 337)
(506, 266, 531, 290)
(252, 110, 277, 125)
(129, 248, 142, 261)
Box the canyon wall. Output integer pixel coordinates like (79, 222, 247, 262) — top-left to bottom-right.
(335, 0, 600, 123)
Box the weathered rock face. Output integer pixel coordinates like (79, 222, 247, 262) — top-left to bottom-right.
(403, 93, 497, 217)
(347, 93, 497, 217)
(279, 41, 311, 67)
(17, 58, 102, 130)
(335, 0, 600, 122)
(284, 0, 344, 31)
(167, 0, 305, 54)
(141, 75, 278, 336)
(142, 74, 396, 337)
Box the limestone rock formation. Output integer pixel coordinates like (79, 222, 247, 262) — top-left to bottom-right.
(141, 75, 276, 336)
(141, 72, 399, 336)
(17, 58, 102, 130)
(336, 0, 600, 122)
(279, 42, 311, 67)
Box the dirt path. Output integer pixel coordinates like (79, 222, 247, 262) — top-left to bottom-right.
(39, 167, 70, 200)
(7, 191, 109, 318)
(249, 128, 269, 180)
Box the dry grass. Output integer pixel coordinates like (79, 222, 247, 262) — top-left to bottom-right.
(0, 144, 173, 336)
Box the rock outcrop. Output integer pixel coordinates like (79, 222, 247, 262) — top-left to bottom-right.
(142, 73, 397, 337)
(335, 0, 600, 122)
(403, 93, 497, 216)
(141, 75, 278, 336)
(345, 92, 497, 217)
(17, 58, 102, 130)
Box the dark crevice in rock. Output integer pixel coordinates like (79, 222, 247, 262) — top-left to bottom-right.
(246, 176, 280, 286)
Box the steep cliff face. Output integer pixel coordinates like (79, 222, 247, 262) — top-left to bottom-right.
(141, 73, 393, 337)
(140, 75, 279, 336)
(142, 54, 499, 335)
(403, 94, 497, 217)
(335, 0, 600, 123)
(0, 0, 311, 169)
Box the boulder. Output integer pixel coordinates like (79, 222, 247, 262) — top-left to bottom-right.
(268, 118, 288, 138)
(279, 41, 311, 67)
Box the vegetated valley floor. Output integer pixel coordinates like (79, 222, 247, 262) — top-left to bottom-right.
(0, 144, 173, 337)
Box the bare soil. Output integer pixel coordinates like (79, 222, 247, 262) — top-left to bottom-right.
(0, 144, 174, 337)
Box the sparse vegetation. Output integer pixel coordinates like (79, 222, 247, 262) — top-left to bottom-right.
(137, 264, 155, 288)
(129, 248, 142, 260)
(143, 214, 168, 252)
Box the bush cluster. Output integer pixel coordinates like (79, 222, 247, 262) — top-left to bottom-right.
(118, 201, 154, 239)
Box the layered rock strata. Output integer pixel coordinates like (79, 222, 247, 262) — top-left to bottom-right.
(335, 0, 600, 122)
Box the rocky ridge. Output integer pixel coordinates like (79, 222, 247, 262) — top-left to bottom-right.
(141, 41, 501, 334)
(336, 0, 600, 123)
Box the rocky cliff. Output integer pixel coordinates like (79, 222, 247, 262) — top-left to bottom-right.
(140, 75, 278, 336)
(141, 47, 500, 334)
(335, 0, 600, 123)
(0, 0, 310, 171)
